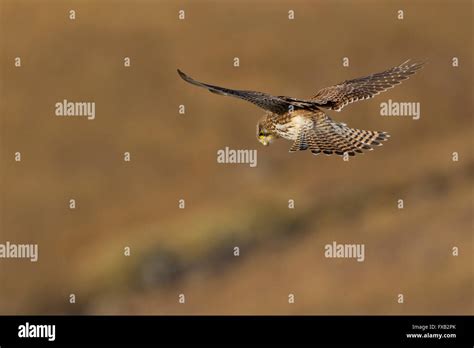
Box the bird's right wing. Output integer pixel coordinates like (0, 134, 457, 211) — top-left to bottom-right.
(177, 69, 317, 114)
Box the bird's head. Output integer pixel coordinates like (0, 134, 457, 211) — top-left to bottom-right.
(256, 123, 275, 146)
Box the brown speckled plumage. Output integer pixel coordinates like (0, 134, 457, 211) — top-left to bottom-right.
(178, 60, 423, 157)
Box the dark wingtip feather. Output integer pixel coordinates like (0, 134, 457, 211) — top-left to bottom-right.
(177, 68, 189, 81)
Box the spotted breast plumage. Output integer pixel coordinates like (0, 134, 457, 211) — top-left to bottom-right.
(177, 60, 424, 157)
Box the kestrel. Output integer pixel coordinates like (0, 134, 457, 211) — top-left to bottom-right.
(177, 60, 424, 156)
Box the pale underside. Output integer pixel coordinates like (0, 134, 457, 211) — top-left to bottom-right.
(260, 109, 389, 156)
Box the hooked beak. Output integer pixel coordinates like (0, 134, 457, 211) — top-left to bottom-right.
(259, 136, 269, 146)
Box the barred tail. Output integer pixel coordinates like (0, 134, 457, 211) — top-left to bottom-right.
(332, 125, 390, 155)
(289, 117, 390, 157)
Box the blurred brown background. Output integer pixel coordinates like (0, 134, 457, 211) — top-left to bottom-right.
(0, 0, 472, 314)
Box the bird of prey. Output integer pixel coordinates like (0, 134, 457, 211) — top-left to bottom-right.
(177, 60, 424, 157)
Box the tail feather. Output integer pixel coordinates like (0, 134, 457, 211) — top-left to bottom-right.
(289, 114, 389, 157)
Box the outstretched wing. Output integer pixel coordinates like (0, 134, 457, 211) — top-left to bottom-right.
(311, 60, 425, 111)
(177, 69, 317, 114)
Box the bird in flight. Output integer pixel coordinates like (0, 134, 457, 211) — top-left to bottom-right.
(177, 60, 424, 157)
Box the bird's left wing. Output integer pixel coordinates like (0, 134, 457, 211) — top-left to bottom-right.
(178, 69, 317, 115)
(310, 60, 425, 112)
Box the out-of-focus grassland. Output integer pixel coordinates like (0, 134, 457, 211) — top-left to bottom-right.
(0, 0, 472, 314)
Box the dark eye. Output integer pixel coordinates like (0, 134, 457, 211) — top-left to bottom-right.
(259, 131, 264, 136)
